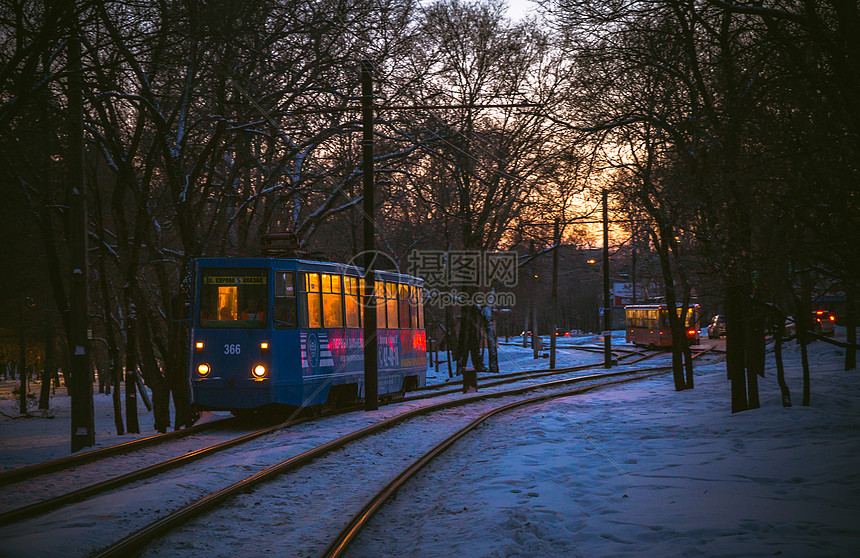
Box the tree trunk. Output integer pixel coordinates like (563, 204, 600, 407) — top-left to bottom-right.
(745, 303, 764, 409)
(444, 306, 453, 379)
(39, 322, 55, 409)
(459, 305, 479, 392)
(653, 227, 685, 390)
(138, 313, 170, 433)
(846, 290, 856, 371)
(125, 286, 140, 433)
(773, 316, 791, 407)
(725, 287, 748, 413)
(797, 271, 812, 406)
(18, 298, 27, 415)
(168, 292, 193, 429)
(483, 303, 499, 374)
(682, 342, 694, 390)
(111, 355, 124, 435)
(93, 184, 123, 434)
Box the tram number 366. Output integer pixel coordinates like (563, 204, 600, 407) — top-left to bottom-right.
(224, 344, 241, 355)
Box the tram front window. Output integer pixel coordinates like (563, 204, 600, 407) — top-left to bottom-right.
(199, 269, 268, 328)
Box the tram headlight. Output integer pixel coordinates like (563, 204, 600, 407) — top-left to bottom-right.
(252, 364, 267, 379)
(197, 363, 211, 376)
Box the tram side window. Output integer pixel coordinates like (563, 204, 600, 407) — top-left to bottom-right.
(376, 281, 386, 328)
(399, 284, 411, 329)
(684, 307, 697, 328)
(628, 309, 652, 329)
(274, 271, 297, 329)
(322, 273, 344, 328)
(646, 309, 658, 329)
(386, 282, 399, 329)
(344, 276, 360, 328)
(659, 309, 671, 329)
(417, 287, 424, 330)
(199, 269, 267, 329)
(409, 286, 419, 329)
(302, 272, 323, 329)
(358, 278, 366, 327)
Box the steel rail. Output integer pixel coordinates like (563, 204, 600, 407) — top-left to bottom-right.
(322, 371, 668, 557)
(0, 360, 631, 526)
(408, 348, 689, 401)
(3, 349, 708, 529)
(0, 417, 236, 487)
(0, 416, 309, 526)
(415, 347, 659, 393)
(90, 363, 688, 558)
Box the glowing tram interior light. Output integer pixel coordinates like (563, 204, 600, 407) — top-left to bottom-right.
(252, 364, 267, 379)
(197, 363, 211, 376)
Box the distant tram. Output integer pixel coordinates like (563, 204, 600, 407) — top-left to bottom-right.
(624, 304, 700, 348)
(188, 257, 427, 415)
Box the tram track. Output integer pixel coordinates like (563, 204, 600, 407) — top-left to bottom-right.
(0, 349, 715, 556)
(322, 372, 667, 558)
(0, 347, 665, 502)
(0, 347, 657, 492)
(0, 417, 237, 488)
(416, 346, 663, 395)
(91, 353, 711, 558)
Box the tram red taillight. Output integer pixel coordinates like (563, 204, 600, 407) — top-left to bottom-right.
(686, 329, 697, 337)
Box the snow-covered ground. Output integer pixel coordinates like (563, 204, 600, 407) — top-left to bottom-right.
(1, 331, 858, 557)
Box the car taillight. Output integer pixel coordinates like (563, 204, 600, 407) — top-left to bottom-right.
(687, 329, 697, 337)
(829, 315, 836, 322)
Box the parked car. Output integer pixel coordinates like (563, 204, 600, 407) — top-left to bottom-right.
(813, 310, 836, 337)
(707, 315, 726, 339)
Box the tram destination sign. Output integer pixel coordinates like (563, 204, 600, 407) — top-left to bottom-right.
(204, 276, 267, 285)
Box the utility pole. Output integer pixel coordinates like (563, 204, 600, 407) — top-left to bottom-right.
(18, 297, 27, 415)
(361, 60, 378, 411)
(68, 23, 95, 451)
(631, 217, 637, 303)
(550, 218, 559, 370)
(603, 189, 612, 368)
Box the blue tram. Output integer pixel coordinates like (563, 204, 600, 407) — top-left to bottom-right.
(188, 258, 426, 414)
